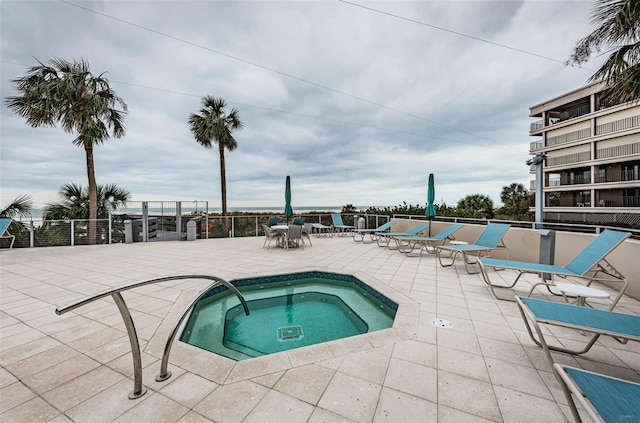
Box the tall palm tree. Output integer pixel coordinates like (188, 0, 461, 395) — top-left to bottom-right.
(567, 0, 640, 103)
(5, 58, 127, 243)
(43, 183, 130, 220)
(188, 96, 243, 217)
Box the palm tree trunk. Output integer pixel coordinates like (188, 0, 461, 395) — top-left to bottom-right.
(219, 143, 229, 237)
(85, 142, 98, 245)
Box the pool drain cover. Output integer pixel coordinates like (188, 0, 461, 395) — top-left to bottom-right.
(431, 318, 454, 329)
(277, 325, 304, 341)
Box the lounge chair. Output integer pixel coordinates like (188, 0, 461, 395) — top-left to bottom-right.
(351, 221, 396, 243)
(292, 217, 304, 225)
(553, 364, 640, 423)
(478, 229, 630, 306)
(376, 224, 429, 248)
(515, 296, 640, 369)
(330, 213, 354, 236)
(436, 222, 510, 273)
(0, 218, 15, 249)
(393, 224, 463, 256)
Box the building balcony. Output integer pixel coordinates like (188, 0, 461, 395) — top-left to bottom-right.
(529, 141, 543, 152)
(546, 196, 640, 208)
(595, 169, 640, 183)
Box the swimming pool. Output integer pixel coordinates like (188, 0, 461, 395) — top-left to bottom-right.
(180, 271, 397, 360)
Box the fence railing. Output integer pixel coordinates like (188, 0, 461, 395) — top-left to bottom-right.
(5, 211, 638, 249)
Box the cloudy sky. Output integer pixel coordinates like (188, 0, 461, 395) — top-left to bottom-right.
(1, 0, 605, 211)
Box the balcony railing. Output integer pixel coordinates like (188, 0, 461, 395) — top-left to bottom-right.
(596, 142, 640, 160)
(529, 141, 543, 151)
(530, 120, 543, 131)
(598, 196, 640, 207)
(562, 174, 591, 186)
(596, 115, 640, 135)
(547, 196, 640, 208)
(546, 128, 591, 147)
(546, 151, 591, 167)
(596, 169, 640, 183)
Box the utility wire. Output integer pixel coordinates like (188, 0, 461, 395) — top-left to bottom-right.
(57, 0, 494, 142)
(2, 58, 479, 147)
(110, 80, 482, 146)
(339, 0, 594, 71)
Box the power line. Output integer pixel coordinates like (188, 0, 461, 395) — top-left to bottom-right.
(1, 60, 481, 147)
(339, 0, 594, 71)
(57, 0, 494, 142)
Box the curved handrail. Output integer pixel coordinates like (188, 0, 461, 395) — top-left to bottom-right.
(55, 274, 249, 400)
(156, 276, 249, 381)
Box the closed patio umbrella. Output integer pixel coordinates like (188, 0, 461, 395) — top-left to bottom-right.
(426, 173, 436, 236)
(284, 175, 293, 224)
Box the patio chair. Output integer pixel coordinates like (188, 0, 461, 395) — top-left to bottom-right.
(436, 222, 510, 273)
(0, 218, 15, 249)
(330, 213, 354, 236)
(477, 229, 630, 306)
(376, 224, 429, 248)
(262, 224, 281, 249)
(553, 363, 640, 423)
(268, 217, 281, 227)
(302, 222, 313, 246)
(516, 296, 639, 368)
(351, 221, 396, 243)
(284, 224, 304, 249)
(393, 224, 463, 256)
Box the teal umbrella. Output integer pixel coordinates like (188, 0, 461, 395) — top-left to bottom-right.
(284, 175, 293, 224)
(426, 173, 436, 236)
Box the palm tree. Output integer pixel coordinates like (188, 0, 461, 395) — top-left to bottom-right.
(43, 183, 130, 220)
(5, 58, 127, 243)
(567, 0, 640, 103)
(1, 194, 34, 219)
(457, 194, 495, 219)
(188, 96, 243, 217)
(499, 183, 534, 221)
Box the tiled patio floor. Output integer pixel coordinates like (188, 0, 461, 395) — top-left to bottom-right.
(1, 235, 638, 422)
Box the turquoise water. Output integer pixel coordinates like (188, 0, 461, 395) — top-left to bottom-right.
(223, 292, 368, 356)
(180, 275, 396, 360)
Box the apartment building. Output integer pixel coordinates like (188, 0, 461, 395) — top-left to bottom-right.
(529, 82, 640, 228)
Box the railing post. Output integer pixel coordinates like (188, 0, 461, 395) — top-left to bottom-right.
(111, 292, 147, 399)
(71, 220, 75, 247)
(29, 220, 34, 248)
(109, 211, 113, 244)
(156, 277, 249, 382)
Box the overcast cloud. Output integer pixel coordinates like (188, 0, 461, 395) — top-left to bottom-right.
(1, 0, 604, 210)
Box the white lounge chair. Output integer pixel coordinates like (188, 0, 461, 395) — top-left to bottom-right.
(553, 363, 640, 423)
(351, 221, 396, 243)
(393, 223, 463, 256)
(436, 222, 510, 273)
(330, 213, 354, 236)
(478, 229, 630, 306)
(376, 224, 429, 249)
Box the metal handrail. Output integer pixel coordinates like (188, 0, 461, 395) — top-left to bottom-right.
(155, 276, 249, 382)
(55, 274, 249, 400)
